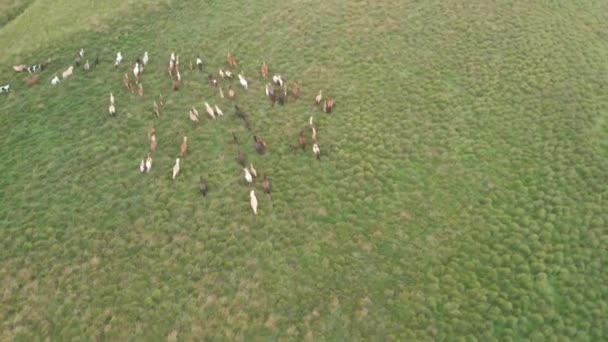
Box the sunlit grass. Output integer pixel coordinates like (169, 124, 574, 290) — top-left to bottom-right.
(0, 0, 607, 340)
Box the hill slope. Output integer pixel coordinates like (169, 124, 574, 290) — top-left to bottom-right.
(0, 0, 607, 339)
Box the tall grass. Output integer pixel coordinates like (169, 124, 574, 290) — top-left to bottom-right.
(0, 0, 607, 340)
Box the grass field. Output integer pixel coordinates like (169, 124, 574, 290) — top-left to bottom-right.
(1, 0, 607, 340)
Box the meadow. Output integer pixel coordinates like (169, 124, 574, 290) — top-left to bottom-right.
(0, 0, 607, 340)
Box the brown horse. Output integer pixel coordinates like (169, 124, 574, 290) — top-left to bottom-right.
(27, 74, 40, 88)
(180, 136, 188, 157)
(262, 175, 271, 197)
(298, 131, 307, 150)
(261, 61, 268, 78)
(291, 83, 300, 99)
(227, 53, 238, 68)
(324, 98, 335, 113)
(199, 176, 208, 196)
(208, 73, 218, 87)
(254, 135, 267, 154)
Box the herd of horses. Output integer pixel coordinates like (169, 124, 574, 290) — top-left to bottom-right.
(6, 49, 337, 215)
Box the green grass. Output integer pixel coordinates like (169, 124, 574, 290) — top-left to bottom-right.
(1, 0, 607, 340)
(0, 0, 32, 28)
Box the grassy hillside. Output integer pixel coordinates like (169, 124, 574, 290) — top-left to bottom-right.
(1, 0, 607, 340)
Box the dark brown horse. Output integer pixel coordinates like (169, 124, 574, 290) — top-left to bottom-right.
(254, 135, 267, 154)
(199, 176, 208, 196)
(298, 131, 307, 150)
(262, 175, 271, 197)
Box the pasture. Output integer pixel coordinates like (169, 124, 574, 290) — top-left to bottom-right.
(0, 0, 607, 340)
